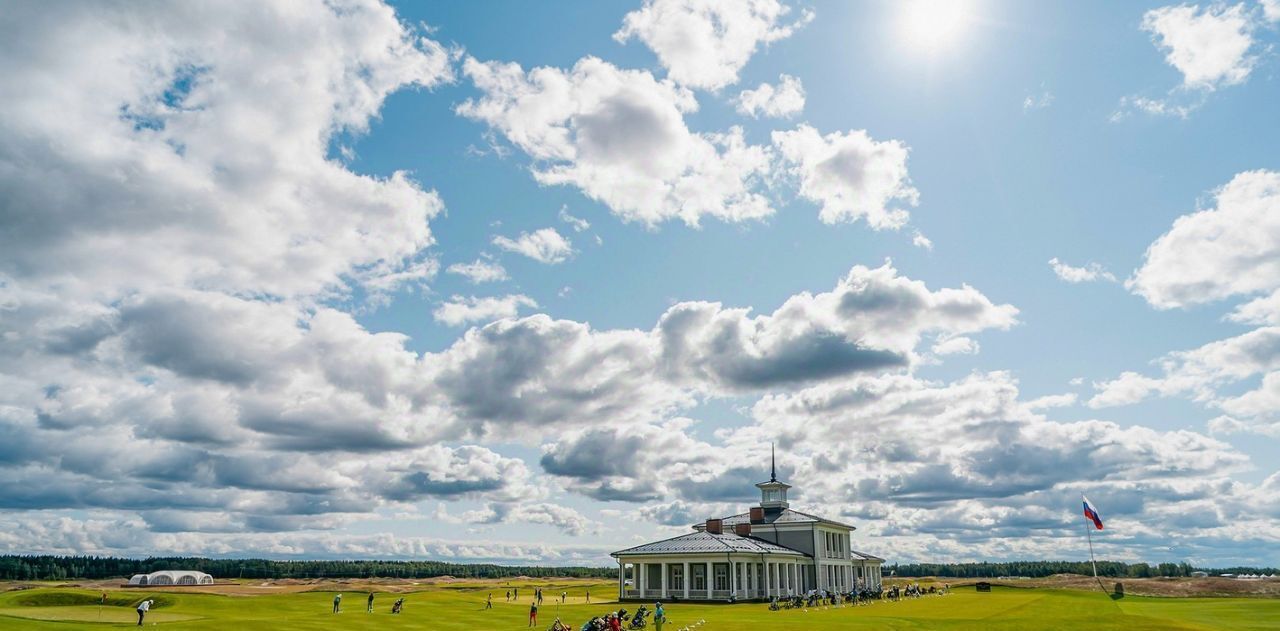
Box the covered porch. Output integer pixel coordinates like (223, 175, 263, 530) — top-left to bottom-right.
(615, 554, 812, 601)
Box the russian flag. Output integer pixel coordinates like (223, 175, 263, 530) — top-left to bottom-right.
(1082, 495, 1104, 530)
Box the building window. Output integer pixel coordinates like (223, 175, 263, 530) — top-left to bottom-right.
(713, 563, 729, 590)
(670, 565, 683, 591)
(692, 564, 707, 591)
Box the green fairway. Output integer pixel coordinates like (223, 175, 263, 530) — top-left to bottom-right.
(1, 582, 1278, 630)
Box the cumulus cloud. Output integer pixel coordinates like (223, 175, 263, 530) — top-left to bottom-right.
(433, 295, 538, 327)
(1096, 171, 1280, 438)
(492, 228, 574, 264)
(755, 372, 1245, 505)
(1116, 3, 1262, 118)
(735, 74, 805, 118)
(458, 56, 773, 226)
(0, 0, 452, 301)
(1142, 3, 1257, 90)
(1264, 0, 1280, 22)
(614, 0, 813, 91)
(447, 259, 509, 284)
(772, 125, 919, 229)
(1048, 258, 1117, 283)
(1128, 170, 1280, 309)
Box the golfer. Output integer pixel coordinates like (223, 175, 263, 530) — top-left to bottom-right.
(528, 600, 538, 627)
(367, 592, 374, 613)
(333, 593, 342, 613)
(486, 593, 493, 609)
(136, 599, 152, 626)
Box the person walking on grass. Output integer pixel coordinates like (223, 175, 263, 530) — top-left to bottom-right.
(486, 593, 493, 609)
(506, 590, 511, 602)
(528, 600, 538, 627)
(562, 590, 567, 604)
(514, 587, 519, 601)
(136, 599, 152, 626)
(585, 589, 590, 603)
(333, 593, 342, 613)
(654, 602, 665, 631)
(367, 592, 375, 613)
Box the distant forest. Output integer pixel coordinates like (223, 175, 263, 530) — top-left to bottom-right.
(889, 561, 1280, 578)
(2, 556, 1277, 582)
(0, 556, 617, 581)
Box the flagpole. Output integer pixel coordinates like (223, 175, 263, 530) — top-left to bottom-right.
(1084, 516, 1105, 593)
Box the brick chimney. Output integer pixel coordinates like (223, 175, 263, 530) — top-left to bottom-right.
(705, 518, 723, 535)
(749, 507, 765, 524)
(733, 523, 752, 536)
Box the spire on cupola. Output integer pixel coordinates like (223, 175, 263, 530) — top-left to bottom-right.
(756, 442, 791, 510)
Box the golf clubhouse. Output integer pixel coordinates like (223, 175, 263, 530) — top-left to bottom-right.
(611, 456, 884, 602)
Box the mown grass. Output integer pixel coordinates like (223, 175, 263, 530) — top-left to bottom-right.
(1, 581, 1277, 630)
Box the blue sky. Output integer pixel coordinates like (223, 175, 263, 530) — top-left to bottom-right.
(2, 0, 1279, 567)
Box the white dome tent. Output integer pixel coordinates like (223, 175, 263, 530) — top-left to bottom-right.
(127, 570, 214, 586)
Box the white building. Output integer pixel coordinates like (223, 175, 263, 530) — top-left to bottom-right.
(611, 456, 883, 601)
(126, 570, 214, 586)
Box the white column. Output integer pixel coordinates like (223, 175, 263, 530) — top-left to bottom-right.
(640, 563, 646, 597)
(661, 562, 668, 598)
(730, 560, 736, 597)
(681, 561, 688, 599)
(706, 562, 713, 599)
(619, 559, 625, 599)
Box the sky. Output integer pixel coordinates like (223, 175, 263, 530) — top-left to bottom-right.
(1, 0, 1279, 568)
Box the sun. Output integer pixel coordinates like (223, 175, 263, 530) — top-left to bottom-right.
(898, 0, 978, 55)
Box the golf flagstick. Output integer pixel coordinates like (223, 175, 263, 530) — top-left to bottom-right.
(1085, 513, 1105, 593)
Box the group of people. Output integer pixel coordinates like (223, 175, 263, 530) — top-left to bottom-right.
(506, 586, 583, 604)
(330, 592, 403, 614)
(767, 582, 951, 610)
(549, 602, 664, 631)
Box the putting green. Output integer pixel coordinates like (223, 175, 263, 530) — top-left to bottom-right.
(1, 582, 1277, 630)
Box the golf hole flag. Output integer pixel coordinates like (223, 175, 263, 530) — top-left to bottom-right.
(1082, 495, 1104, 530)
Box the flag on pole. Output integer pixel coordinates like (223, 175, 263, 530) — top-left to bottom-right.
(1082, 495, 1104, 530)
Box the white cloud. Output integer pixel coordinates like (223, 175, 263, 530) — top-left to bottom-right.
(614, 0, 813, 91)
(558, 206, 591, 232)
(447, 259, 509, 284)
(1129, 170, 1280, 309)
(912, 230, 933, 250)
(458, 56, 773, 226)
(932, 336, 979, 356)
(492, 228, 574, 264)
(1226, 289, 1280, 325)
(433, 294, 538, 326)
(735, 74, 805, 118)
(1048, 258, 1117, 283)
(1142, 3, 1257, 90)
(772, 125, 919, 229)
(1024, 393, 1079, 410)
(1116, 3, 1262, 119)
(0, 1, 452, 301)
(1264, 0, 1280, 23)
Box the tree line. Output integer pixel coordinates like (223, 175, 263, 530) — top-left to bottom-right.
(0, 555, 617, 581)
(888, 560, 1279, 578)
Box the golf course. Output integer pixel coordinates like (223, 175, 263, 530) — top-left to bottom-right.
(2, 578, 1278, 630)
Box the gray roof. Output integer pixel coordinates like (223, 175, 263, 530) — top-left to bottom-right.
(706, 508, 856, 531)
(612, 530, 809, 558)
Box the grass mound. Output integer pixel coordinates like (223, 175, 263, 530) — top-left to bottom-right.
(12, 590, 174, 609)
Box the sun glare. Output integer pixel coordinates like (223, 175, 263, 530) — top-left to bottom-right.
(898, 0, 977, 56)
